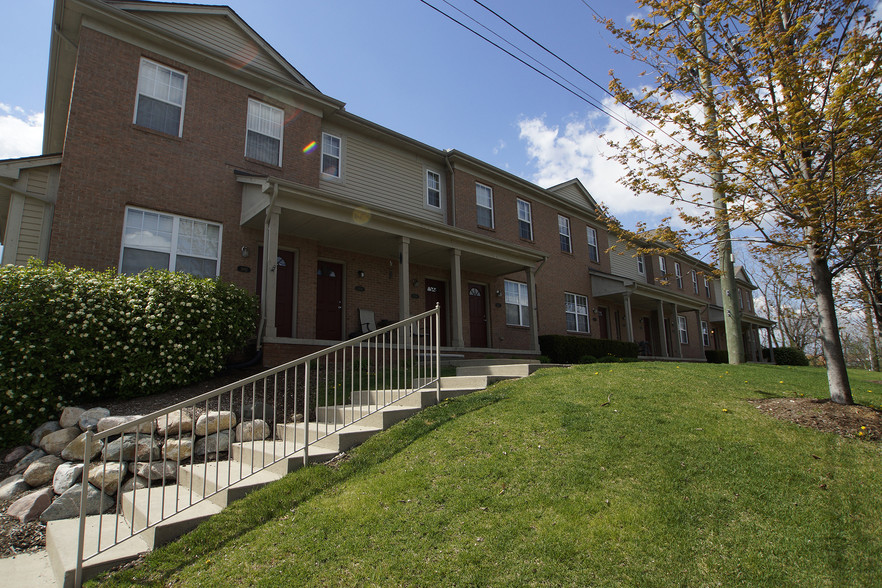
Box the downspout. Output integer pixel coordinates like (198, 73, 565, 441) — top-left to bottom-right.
(444, 153, 456, 227)
(256, 181, 279, 351)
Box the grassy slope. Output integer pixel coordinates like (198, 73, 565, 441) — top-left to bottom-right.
(93, 363, 882, 587)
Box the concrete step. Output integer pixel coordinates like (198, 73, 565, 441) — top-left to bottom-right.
(447, 358, 539, 367)
(119, 485, 223, 548)
(351, 387, 438, 408)
(274, 421, 383, 452)
(316, 403, 423, 429)
(178, 461, 283, 507)
(455, 364, 533, 377)
(230, 440, 340, 475)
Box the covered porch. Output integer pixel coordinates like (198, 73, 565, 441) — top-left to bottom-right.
(707, 306, 776, 363)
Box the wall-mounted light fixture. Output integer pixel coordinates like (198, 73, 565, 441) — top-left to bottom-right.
(357, 270, 365, 278)
(412, 279, 419, 287)
(495, 290, 502, 297)
(241, 246, 250, 258)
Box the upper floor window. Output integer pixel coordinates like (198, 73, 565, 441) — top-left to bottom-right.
(565, 292, 589, 333)
(476, 183, 494, 228)
(504, 279, 530, 326)
(704, 276, 711, 298)
(677, 315, 689, 344)
(426, 170, 441, 208)
(245, 99, 283, 166)
(674, 262, 683, 288)
(637, 253, 645, 275)
(321, 133, 341, 177)
(739, 288, 744, 309)
(517, 199, 533, 240)
(701, 321, 710, 347)
(135, 58, 187, 137)
(659, 255, 667, 275)
(120, 207, 221, 278)
(586, 227, 600, 263)
(559, 215, 572, 253)
(691, 270, 699, 294)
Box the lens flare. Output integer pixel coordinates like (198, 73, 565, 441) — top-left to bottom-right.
(302, 141, 317, 154)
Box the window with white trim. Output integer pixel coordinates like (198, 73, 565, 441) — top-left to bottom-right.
(637, 254, 645, 275)
(120, 207, 221, 278)
(659, 256, 667, 275)
(321, 132, 341, 177)
(704, 276, 711, 298)
(739, 288, 744, 309)
(701, 321, 710, 347)
(476, 183, 494, 228)
(135, 58, 187, 136)
(426, 170, 441, 208)
(692, 270, 699, 294)
(677, 315, 688, 344)
(559, 215, 572, 253)
(517, 199, 533, 240)
(245, 99, 283, 165)
(504, 280, 530, 326)
(565, 292, 590, 333)
(586, 227, 599, 263)
(674, 262, 683, 288)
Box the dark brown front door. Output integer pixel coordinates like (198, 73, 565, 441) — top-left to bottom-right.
(597, 307, 609, 339)
(316, 261, 343, 340)
(641, 317, 653, 356)
(468, 284, 488, 348)
(424, 278, 448, 346)
(256, 247, 295, 338)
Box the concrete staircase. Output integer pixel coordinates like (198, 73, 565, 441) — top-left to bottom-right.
(40, 362, 542, 587)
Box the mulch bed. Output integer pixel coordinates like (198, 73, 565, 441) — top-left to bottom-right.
(749, 397, 882, 441)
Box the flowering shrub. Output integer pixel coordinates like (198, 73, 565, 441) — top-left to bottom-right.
(0, 261, 257, 447)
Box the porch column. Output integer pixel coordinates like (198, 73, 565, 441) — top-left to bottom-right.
(673, 303, 683, 358)
(449, 249, 464, 348)
(623, 292, 635, 343)
(262, 205, 281, 338)
(526, 266, 540, 352)
(656, 300, 669, 357)
(767, 328, 776, 363)
(398, 237, 410, 321)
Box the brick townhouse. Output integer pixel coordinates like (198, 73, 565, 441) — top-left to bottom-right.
(0, 0, 773, 366)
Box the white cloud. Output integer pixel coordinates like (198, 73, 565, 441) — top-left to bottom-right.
(0, 104, 43, 159)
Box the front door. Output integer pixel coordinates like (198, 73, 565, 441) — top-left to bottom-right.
(597, 307, 609, 339)
(641, 317, 653, 356)
(424, 278, 448, 346)
(256, 247, 295, 338)
(315, 261, 343, 340)
(468, 284, 488, 348)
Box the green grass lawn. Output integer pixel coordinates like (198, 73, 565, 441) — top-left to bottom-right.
(92, 363, 882, 587)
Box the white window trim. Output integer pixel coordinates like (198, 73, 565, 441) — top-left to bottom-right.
(321, 132, 342, 178)
(704, 276, 711, 298)
(559, 215, 572, 253)
(134, 58, 188, 137)
(692, 270, 699, 294)
(586, 227, 599, 263)
(565, 292, 590, 333)
(517, 198, 533, 241)
(659, 256, 667, 274)
(426, 169, 442, 209)
(476, 182, 494, 228)
(701, 321, 710, 347)
(677, 315, 688, 344)
(675, 262, 683, 288)
(504, 279, 530, 327)
(637, 254, 645, 275)
(245, 98, 283, 166)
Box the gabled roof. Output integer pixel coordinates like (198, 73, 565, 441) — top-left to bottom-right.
(734, 265, 757, 289)
(546, 178, 599, 212)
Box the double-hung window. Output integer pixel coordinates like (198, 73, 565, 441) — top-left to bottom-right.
(674, 262, 683, 288)
(692, 270, 699, 294)
(659, 256, 667, 275)
(701, 321, 710, 347)
(245, 99, 283, 166)
(565, 292, 589, 333)
(517, 199, 533, 240)
(476, 183, 494, 228)
(559, 215, 572, 253)
(677, 315, 689, 344)
(135, 58, 187, 136)
(321, 132, 341, 177)
(586, 227, 599, 262)
(120, 207, 221, 278)
(739, 288, 744, 309)
(637, 253, 645, 275)
(504, 280, 530, 326)
(704, 276, 711, 298)
(426, 170, 441, 208)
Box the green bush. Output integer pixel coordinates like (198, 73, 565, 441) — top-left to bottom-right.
(705, 350, 729, 364)
(539, 335, 639, 364)
(0, 261, 258, 447)
(578, 355, 598, 364)
(765, 346, 810, 367)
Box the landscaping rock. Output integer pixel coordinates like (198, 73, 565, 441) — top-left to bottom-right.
(61, 432, 104, 462)
(41, 483, 114, 521)
(6, 487, 54, 523)
(121, 475, 150, 493)
(241, 402, 275, 424)
(0, 475, 31, 501)
(78, 408, 110, 432)
(87, 462, 128, 495)
(155, 411, 194, 436)
(4, 445, 33, 464)
(194, 431, 233, 457)
(11, 448, 47, 475)
(195, 411, 236, 436)
(30, 421, 61, 447)
(22, 455, 64, 487)
(97, 415, 154, 435)
(39, 427, 81, 456)
(162, 438, 193, 461)
(59, 406, 85, 429)
(103, 435, 161, 462)
(53, 462, 84, 495)
(136, 461, 177, 481)
(236, 419, 271, 442)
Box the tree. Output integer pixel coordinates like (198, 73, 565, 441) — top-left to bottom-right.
(604, 0, 882, 404)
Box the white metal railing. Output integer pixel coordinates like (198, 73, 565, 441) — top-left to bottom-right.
(74, 305, 441, 586)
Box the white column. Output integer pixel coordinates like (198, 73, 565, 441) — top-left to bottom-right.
(449, 249, 464, 348)
(526, 266, 540, 352)
(673, 303, 683, 358)
(263, 205, 281, 338)
(398, 237, 410, 321)
(623, 292, 634, 343)
(656, 300, 669, 357)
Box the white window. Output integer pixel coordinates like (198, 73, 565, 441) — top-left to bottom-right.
(135, 58, 187, 136)
(321, 132, 341, 177)
(674, 262, 683, 288)
(426, 170, 441, 208)
(637, 254, 645, 275)
(504, 280, 530, 326)
(120, 207, 221, 278)
(704, 276, 711, 298)
(245, 99, 283, 166)
(517, 199, 533, 240)
(678, 315, 688, 344)
(701, 321, 710, 347)
(739, 288, 744, 309)
(476, 183, 494, 228)
(692, 270, 699, 294)
(565, 292, 590, 333)
(559, 215, 572, 253)
(586, 227, 599, 263)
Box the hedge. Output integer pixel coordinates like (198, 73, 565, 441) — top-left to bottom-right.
(763, 346, 811, 367)
(0, 261, 258, 448)
(539, 335, 640, 364)
(705, 350, 729, 364)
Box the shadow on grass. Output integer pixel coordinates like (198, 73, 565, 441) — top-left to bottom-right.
(89, 388, 508, 587)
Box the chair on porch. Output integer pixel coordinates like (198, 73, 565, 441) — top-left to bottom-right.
(349, 308, 377, 338)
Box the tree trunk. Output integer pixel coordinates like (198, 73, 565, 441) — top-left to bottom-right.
(864, 294, 880, 372)
(807, 248, 853, 404)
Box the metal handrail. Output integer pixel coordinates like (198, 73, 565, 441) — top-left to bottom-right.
(74, 305, 440, 586)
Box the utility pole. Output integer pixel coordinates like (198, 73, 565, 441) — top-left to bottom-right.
(693, 1, 745, 364)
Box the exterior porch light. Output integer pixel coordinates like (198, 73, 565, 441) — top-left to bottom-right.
(241, 246, 250, 258)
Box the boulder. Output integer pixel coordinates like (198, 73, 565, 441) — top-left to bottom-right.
(0, 475, 31, 501)
(136, 461, 177, 481)
(22, 455, 64, 487)
(41, 483, 114, 521)
(162, 438, 193, 461)
(58, 406, 86, 429)
(53, 462, 84, 495)
(61, 432, 104, 462)
(194, 411, 237, 436)
(87, 462, 128, 495)
(30, 421, 61, 447)
(10, 448, 47, 475)
(236, 419, 271, 442)
(97, 415, 154, 435)
(194, 431, 233, 457)
(6, 487, 54, 522)
(78, 408, 110, 432)
(39, 427, 81, 456)
(4, 445, 34, 464)
(240, 402, 275, 424)
(103, 435, 161, 462)
(155, 411, 194, 436)
(121, 476, 150, 493)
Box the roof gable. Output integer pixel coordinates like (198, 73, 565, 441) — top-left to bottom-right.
(546, 178, 599, 213)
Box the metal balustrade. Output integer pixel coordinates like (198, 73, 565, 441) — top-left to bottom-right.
(73, 305, 441, 586)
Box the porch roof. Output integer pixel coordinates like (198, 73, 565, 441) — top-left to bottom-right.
(588, 269, 706, 312)
(707, 305, 776, 329)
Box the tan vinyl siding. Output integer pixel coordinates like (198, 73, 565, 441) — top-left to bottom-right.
(15, 198, 46, 265)
(609, 239, 646, 282)
(26, 169, 50, 197)
(549, 183, 592, 212)
(319, 130, 445, 223)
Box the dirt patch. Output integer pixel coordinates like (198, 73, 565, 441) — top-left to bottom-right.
(750, 397, 882, 441)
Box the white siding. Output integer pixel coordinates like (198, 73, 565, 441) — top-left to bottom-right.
(15, 198, 46, 265)
(609, 239, 646, 282)
(549, 183, 591, 211)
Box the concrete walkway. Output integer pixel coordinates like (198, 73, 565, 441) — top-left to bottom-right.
(4, 551, 56, 587)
